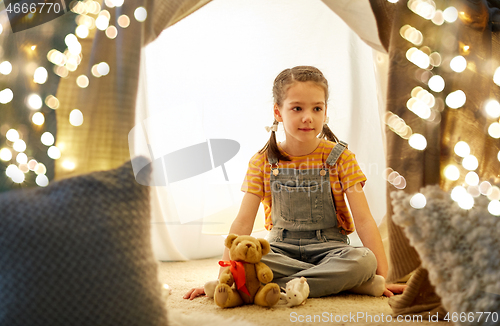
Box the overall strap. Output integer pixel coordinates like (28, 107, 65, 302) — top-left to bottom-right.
(325, 141, 348, 166)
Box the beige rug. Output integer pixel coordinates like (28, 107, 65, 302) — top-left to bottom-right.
(158, 258, 450, 325)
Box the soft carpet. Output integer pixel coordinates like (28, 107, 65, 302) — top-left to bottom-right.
(158, 258, 450, 325)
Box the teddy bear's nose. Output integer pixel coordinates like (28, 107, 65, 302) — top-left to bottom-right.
(246, 243, 252, 248)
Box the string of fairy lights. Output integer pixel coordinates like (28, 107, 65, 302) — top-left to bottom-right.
(0, 0, 147, 187)
(383, 0, 500, 216)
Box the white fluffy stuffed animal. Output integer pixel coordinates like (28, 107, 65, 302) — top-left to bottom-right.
(279, 277, 310, 307)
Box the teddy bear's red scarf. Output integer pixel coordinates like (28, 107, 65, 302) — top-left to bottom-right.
(219, 260, 251, 296)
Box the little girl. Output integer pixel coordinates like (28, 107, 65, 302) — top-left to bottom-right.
(184, 66, 405, 300)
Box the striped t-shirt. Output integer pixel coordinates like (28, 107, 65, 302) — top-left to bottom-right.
(241, 138, 366, 235)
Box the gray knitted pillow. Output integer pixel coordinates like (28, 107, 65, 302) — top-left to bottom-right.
(391, 185, 500, 326)
(0, 157, 168, 326)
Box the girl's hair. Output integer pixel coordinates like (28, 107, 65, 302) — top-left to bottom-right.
(260, 66, 339, 162)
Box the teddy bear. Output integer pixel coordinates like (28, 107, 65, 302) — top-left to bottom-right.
(213, 234, 281, 308)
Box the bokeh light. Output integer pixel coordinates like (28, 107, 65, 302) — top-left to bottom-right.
(443, 6, 458, 23)
(0, 148, 12, 161)
(0, 88, 14, 104)
(36, 174, 49, 187)
(462, 155, 478, 171)
(32, 112, 45, 125)
(0, 61, 13, 75)
(488, 122, 500, 138)
(444, 164, 460, 180)
(428, 75, 445, 92)
(33, 67, 48, 84)
(6, 129, 20, 142)
(27, 94, 43, 110)
(408, 133, 427, 150)
(76, 75, 89, 88)
(134, 7, 147, 22)
(41, 132, 55, 146)
(69, 109, 84, 126)
(410, 193, 426, 209)
(47, 146, 61, 159)
(454, 141, 470, 157)
(445, 90, 466, 109)
(13, 139, 27, 152)
(450, 55, 467, 72)
(488, 200, 500, 216)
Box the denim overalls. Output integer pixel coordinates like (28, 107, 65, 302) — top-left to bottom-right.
(260, 141, 377, 298)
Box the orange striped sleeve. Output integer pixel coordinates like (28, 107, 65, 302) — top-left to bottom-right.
(241, 152, 266, 199)
(337, 150, 367, 190)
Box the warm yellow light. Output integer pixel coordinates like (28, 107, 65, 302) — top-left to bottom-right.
(443, 7, 458, 22)
(0, 148, 12, 161)
(33, 67, 48, 84)
(105, 26, 118, 39)
(451, 186, 467, 202)
(410, 193, 426, 209)
(445, 90, 466, 109)
(96, 15, 110, 30)
(465, 172, 479, 186)
(488, 122, 500, 138)
(117, 15, 130, 28)
(463, 45, 470, 51)
(487, 186, 500, 201)
(0, 61, 12, 75)
(62, 160, 76, 171)
(494, 67, 500, 86)
(462, 155, 478, 171)
(69, 109, 84, 126)
(485, 100, 500, 118)
(488, 200, 500, 216)
(47, 146, 61, 159)
(450, 56, 467, 73)
(13, 139, 27, 153)
(31, 45, 36, 50)
(76, 75, 89, 88)
(134, 7, 147, 22)
(458, 193, 474, 210)
(454, 141, 470, 157)
(0, 88, 14, 104)
(45, 95, 60, 109)
(32, 112, 45, 125)
(428, 75, 445, 92)
(444, 164, 460, 180)
(41, 132, 55, 146)
(431, 10, 444, 25)
(16, 153, 28, 164)
(27, 94, 43, 110)
(76, 25, 90, 38)
(6, 129, 20, 142)
(408, 133, 427, 150)
(34, 163, 46, 175)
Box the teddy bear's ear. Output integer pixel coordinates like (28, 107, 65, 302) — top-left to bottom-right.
(258, 238, 271, 256)
(225, 234, 239, 249)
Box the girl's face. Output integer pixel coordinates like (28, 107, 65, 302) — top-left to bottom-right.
(274, 81, 327, 149)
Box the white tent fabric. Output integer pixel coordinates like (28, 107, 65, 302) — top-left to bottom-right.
(132, 0, 387, 261)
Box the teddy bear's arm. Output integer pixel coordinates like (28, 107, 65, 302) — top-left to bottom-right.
(218, 268, 234, 286)
(255, 262, 273, 284)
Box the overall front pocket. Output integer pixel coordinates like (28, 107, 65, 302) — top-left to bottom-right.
(274, 183, 324, 223)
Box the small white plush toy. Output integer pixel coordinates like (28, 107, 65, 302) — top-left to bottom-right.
(279, 277, 310, 307)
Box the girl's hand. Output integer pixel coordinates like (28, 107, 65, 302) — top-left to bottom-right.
(183, 287, 205, 300)
(383, 283, 407, 297)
